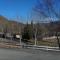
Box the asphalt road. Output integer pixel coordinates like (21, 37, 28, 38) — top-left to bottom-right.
(0, 48, 60, 60)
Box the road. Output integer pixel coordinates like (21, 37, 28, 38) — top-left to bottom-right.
(0, 48, 60, 60)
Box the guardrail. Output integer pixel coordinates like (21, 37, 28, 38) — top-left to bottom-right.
(23, 45, 59, 51)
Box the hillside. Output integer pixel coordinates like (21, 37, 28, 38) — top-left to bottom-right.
(0, 15, 60, 35)
(0, 15, 24, 34)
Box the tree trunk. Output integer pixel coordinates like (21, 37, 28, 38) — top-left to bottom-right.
(56, 32, 60, 49)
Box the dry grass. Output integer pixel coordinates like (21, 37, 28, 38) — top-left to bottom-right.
(29, 38, 59, 47)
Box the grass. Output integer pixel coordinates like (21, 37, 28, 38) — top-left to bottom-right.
(29, 39, 58, 47)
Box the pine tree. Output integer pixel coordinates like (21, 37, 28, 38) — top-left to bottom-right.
(22, 22, 30, 43)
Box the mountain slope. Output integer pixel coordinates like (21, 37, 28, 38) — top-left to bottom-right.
(0, 15, 24, 33)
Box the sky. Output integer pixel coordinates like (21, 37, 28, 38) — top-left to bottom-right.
(0, 0, 60, 23)
(0, 0, 37, 23)
(32, 0, 60, 23)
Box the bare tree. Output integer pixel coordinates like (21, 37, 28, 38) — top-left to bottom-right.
(33, 0, 60, 48)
